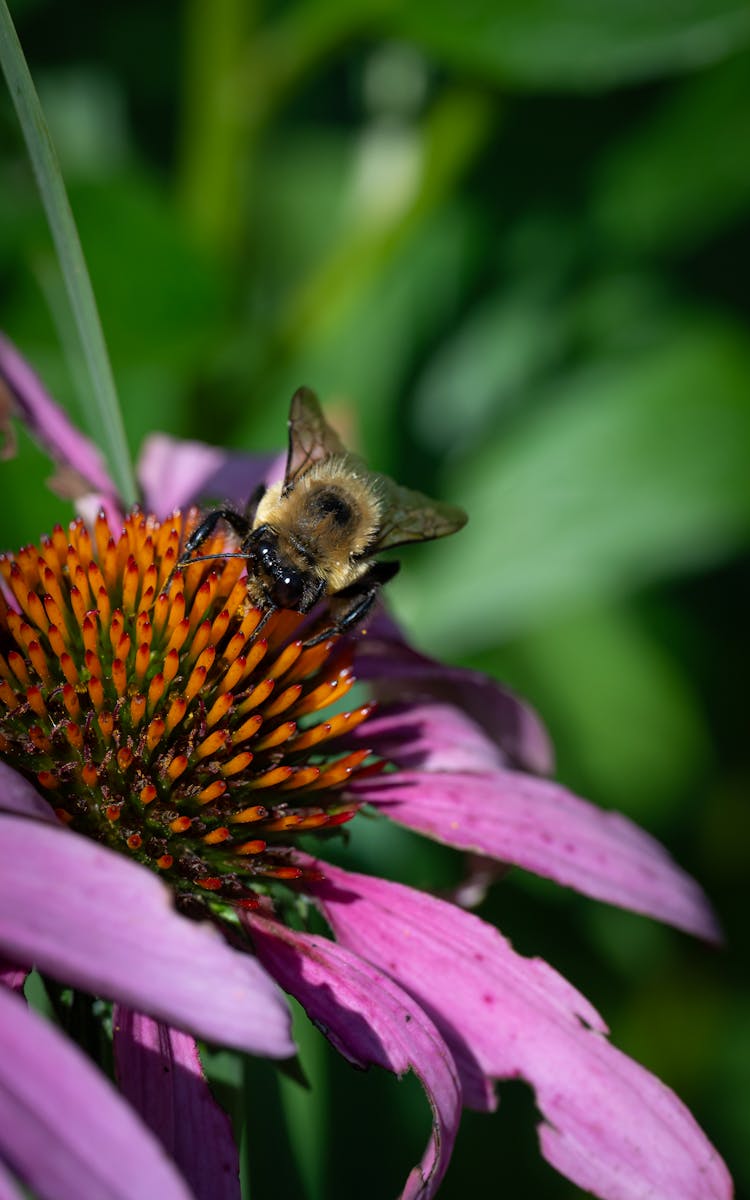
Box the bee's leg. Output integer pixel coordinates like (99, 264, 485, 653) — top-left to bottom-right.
(303, 561, 400, 647)
(163, 507, 253, 592)
(179, 507, 251, 564)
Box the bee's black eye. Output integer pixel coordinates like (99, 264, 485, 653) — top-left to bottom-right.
(257, 540, 306, 608)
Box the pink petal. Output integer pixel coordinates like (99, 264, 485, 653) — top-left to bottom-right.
(355, 615, 554, 775)
(137, 433, 276, 517)
(0, 333, 117, 497)
(352, 768, 719, 941)
(246, 912, 461, 1200)
(113, 1009, 239, 1200)
(0, 814, 293, 1059)
(310, 863, 732, 1200)
(349, 700, 505, 773)
(75, 493, 126, 532)
(0, 761, 58, 822)
(0, 1160, 24, 1200)
(0, 986, 194, 1200)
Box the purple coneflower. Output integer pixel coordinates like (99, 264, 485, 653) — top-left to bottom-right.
(0, 334, 732, 1200)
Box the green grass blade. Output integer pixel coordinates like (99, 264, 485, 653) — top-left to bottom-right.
(0, 0, 137, 506)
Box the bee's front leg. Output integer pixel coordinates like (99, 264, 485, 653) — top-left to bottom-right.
(303, 560, 400, 647)
(179, 506, 252, 564)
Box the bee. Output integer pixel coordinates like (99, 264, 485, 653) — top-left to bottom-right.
(176, 388, 467, 644)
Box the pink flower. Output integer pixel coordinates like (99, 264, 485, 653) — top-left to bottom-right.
(0, 334, 733, 1200)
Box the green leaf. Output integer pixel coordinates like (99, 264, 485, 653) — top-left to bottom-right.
(595, 51, 750, 251)
(515, 604, 710, 821)
(381, 0, 750, 90)
(393, 320, 750, 651)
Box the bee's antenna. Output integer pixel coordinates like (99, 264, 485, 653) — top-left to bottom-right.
(179, 552, 248, 565)
(164, 551, 247, 593)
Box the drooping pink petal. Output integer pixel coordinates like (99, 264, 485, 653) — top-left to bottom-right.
(0, 986, 194, 1200)
(355, 614, 554, 775)
(137, 433, 276, 517)
(348, 700, 505, 773)
(309, 862, 732, 1200)
(113, 1008, 239, 1200)
(0, 761, 58, 822)
(246, 912, 461, 1200)
(0, 1158, 25, 1200)
(352, 768, 719, 941)
(0, 814, 293, 1059)
(0, 333, 118, 499)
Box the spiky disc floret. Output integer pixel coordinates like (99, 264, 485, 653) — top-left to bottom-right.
(0, 509, 376, 905)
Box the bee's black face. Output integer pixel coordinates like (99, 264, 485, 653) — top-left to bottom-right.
(250, 531, 322, 612)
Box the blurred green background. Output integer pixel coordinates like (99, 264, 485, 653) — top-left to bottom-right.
(1, 0, 748, 1196)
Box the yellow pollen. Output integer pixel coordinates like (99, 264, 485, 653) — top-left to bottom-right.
(247, 765, 294, 789)
(195, 728, 229, 760)
(26, 686, 47, 718)
(263, 684, 302, 717)
(112, 658, 128, 697)
(147, 672, 165, 707)
(186, 620, 212, 661)
(203, 827, 230, 845)
(233, 713, 264, 744)
(70, 585, 87, 627)
(166, 617, 190, 655)
(134, 642, 151, 684)
(165, 754, 188, 780)
(97, 711, 114, 742)
(206, 692, 234, 728)
(162, 648, 180, 686)
(146, 717, 166, 751)
(254, 720, 295, 751)
(62, 684, 81, 719)
(81, 615, 99, 657)
(87, 676, 105, 712)
(197, 780, 227, 804)
(117, 747, 133, 771)
(235, 839, 266, 855)
(230, 805, 266, 823)
(268, 641, 303, 679)
(165, 696, 188, 734)
(221, 751, 254, 776)
(81, 764, 99, 787)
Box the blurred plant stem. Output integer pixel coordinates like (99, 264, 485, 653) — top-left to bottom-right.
(0, 0, 137, 505)
(239, 1053, 253, 1198)
(277, 1002, 329, 1200)
(178, 0, 374, 257)
(178, 0, 253, 255)
(273, 86, 494, 356)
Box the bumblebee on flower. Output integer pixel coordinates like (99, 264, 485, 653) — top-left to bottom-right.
(0, 335, 733, 1200)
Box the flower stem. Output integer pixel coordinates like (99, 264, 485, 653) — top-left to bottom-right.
(0, 0, 137, 506)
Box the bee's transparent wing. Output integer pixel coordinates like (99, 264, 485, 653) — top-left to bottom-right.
(370, 474, 468, 551)
(284, 388, 347, 491)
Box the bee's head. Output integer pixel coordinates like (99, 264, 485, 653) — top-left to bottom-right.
(251, 529, 320, 612)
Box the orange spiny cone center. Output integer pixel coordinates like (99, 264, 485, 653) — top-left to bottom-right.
(0, 509, 376, 905)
